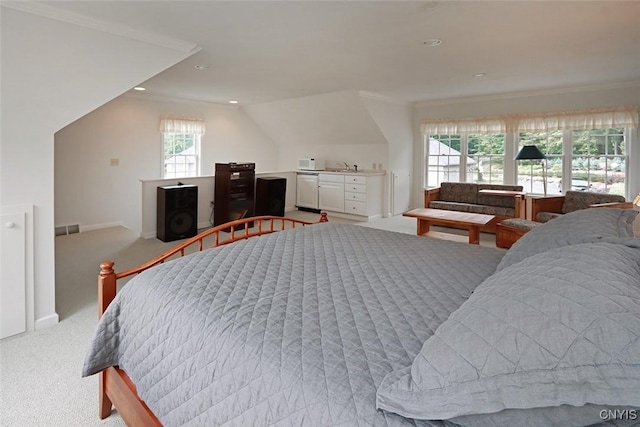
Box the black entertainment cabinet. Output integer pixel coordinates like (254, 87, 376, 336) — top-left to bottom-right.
(213, 162, 255, 229)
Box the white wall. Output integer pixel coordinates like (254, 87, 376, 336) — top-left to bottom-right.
(55, 95, 281, 234)
(1, 6, 196, 328)
(361, 95, 413, 215)
(411, 83, 640, 208)
(244, 90, 391, 171)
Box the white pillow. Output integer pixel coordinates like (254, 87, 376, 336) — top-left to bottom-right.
(377, 240, 640, 426)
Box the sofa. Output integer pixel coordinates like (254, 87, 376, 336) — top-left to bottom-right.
(424, 182, 524, 233)
(531, 190, 630, 223)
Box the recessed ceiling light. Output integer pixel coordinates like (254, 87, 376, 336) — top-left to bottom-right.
(423, 39, 442, 47)
(473, 73, 487, 77)
(133, 87, 146, 91)
(194, 65, 209, 70)
(228, 100, 239, 104)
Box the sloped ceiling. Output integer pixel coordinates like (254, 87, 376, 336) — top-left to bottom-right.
(244, 90, 389, 146)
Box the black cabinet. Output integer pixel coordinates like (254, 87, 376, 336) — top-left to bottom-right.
(214, 162, 255, 229)
(255, 177, 286, 217)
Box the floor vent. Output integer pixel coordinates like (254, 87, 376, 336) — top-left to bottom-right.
(55, 224, 80, 236)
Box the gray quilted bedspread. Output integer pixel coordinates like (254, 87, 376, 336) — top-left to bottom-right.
(83, 223, 504, 426)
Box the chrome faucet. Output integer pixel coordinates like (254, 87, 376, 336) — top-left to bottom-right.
(342, 162, 350, 171)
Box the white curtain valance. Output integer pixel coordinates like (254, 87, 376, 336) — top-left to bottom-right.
(511, 106, 639, 133)
(420, 117, 507, 135)
(159, 116, 205, 135)
(421, 106, 639, 135)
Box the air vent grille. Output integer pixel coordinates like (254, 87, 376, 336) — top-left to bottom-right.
(55, 224, 80, 236)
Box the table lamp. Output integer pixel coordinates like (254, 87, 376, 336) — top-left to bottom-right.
(515, 145, 547, 196)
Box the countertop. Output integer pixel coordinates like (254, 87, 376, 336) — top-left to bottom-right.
(297, 169, 386, 177)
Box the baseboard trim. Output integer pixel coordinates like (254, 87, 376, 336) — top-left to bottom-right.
(35, 313, 59, 330)
(80, 222, 124, 232)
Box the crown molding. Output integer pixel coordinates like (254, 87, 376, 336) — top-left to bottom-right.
(2, 1, 199, 54)
(413, 80, 640, 108)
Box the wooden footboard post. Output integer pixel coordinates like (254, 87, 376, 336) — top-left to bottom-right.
(99, 371, 113, 419)
(98, 261, 117, 317)
(98, 261, 116, 418)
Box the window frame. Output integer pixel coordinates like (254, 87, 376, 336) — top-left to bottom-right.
(161, 132, 201, 179)
(424, 133, 506, 187)
(424, 128, 631, 198)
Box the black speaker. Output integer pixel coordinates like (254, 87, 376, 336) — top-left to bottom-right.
(255, 177, 286, 217)
(157, 185, 198, 242)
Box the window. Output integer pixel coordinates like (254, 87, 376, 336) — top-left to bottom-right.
(467, 134, 505, 184)
(159, 116, 205, 179)
(571, 128, 626, 196)
(425, 134, 505, 187)
(516, 128, 628, 196)
(163, 132, 200, 179)
(517, 131, 563, 194)
(426, 135, 462, 187)
(420, 107, 637, 198)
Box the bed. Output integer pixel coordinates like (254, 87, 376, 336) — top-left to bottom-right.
(83, 209, 640, 427)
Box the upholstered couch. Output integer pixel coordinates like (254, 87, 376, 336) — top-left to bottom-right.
(531, 190, 630, 223)
(424, 182, 524, 233)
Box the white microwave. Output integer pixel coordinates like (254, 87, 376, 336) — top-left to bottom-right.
(298, 158, 325, 171)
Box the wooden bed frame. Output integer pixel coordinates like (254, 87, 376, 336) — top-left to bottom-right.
(96, 213, 328, 425)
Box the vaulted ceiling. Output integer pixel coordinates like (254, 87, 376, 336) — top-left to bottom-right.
(29, 1, 640, 105)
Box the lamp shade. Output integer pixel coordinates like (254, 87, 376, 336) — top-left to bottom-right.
(515, 145, 546, 160)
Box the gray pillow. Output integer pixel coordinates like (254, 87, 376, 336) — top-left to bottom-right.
(376, 240, 640, 425)
(496, 208, 637, 272)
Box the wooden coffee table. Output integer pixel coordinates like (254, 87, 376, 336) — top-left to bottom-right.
(403, 208, 495, 245)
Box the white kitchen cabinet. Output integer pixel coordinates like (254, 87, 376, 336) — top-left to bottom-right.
(296, 173, 319, 209)
(343, 174, 383, 219)
(297, 172, 384, 220)
(318, 174, 345, 212)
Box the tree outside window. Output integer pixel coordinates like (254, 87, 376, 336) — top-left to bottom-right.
(571, 128, 626, 196)
(163, 132, 200, 179)
(518, 131, 563, 194)
(467, 134, 505, 184)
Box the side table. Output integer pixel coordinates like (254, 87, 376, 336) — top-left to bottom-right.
(496, 218, 541, 249)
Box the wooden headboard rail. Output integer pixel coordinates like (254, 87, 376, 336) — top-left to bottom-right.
(98, 213, 328, 317)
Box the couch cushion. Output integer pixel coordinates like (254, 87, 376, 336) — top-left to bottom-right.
(477, 184, 524, 208)
(499, 218, 541, 231)
(439, 182, 478, 204)
(428, 201, 471, 212)
(561, 190, 626, 214)
(467, 204, 515, 217)
(535, 211, 562, 223)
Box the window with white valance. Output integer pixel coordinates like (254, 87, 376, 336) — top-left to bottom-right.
(421, 106, 639, 198)
(421, 106, 639, 135)
(159, 116, 205, 179)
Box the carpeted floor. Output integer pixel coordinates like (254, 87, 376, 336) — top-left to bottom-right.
(0, 211, 497, 426)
